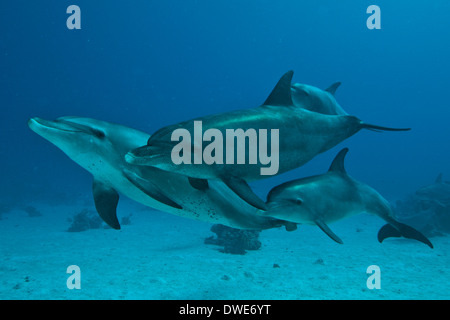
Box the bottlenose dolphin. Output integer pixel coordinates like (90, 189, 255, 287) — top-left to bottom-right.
(415, 174, 450, 208)
(126, 71, 410, 211)
(291, 82, 348, 115)
(28, 117, 294, 231)
(263, 148, 433, 248)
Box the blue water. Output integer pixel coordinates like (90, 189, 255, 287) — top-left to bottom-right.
(1, 0, 450, 300)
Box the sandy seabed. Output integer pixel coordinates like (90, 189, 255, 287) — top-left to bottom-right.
(1, 199, 449, 300)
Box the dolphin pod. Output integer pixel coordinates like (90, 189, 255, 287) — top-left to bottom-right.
(126, 71, 410, 211)
(28, 70, 432, 248)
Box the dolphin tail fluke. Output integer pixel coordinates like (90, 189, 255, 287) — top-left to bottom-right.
(378, 221, 433, 248)
(93, 179, 121, 230)
(223, 176, 268, 211)
(361, 122, 411, 132)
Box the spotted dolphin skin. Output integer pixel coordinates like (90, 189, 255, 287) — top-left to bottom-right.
(28, 116, 294, 231)
(264, 148, 433, 248)
(126, 70, 411, 211)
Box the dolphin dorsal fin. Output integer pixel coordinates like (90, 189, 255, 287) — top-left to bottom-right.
(435, 173, 443, 184)
(328, 148, 349, 173)
(263, 70, 294, 107)
(325, 82, 341, 95)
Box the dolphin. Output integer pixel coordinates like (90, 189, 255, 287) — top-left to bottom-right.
(291, 82, 348, 115)
(126, 71, 410, 211)
(415, 174, 450, 208)
(28, 116, 295, 231)
(263, 148, 433, 248)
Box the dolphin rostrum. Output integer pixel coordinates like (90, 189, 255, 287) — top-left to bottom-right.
(263, 148, 433, 248)
(28, 117, 295, 231)
(126, 71, 410, 211)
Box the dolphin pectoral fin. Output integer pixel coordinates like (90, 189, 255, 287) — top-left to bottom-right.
(378, 222, 433, 249)
(123, 169, 183, 210)
(314, 220, 344, 244)
(92, 180, 121, 230)
(188, 177, 209, 191)
(284, 221, 298, 232)
(222, 176, 268, 211)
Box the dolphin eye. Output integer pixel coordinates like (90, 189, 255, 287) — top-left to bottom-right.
(291, 198, 303, 205)
(91, 129, 105, 139)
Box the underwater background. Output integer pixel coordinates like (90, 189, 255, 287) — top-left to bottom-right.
(1, 0, 450, 299)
